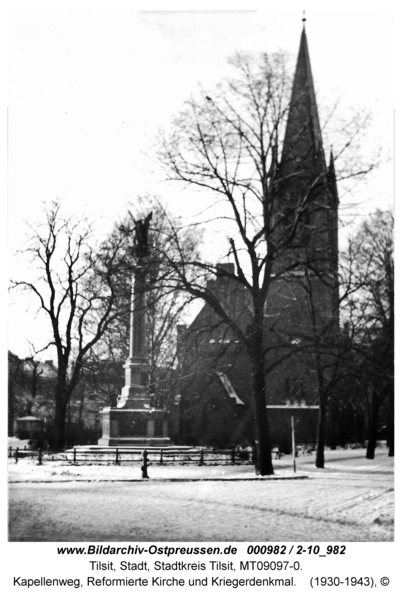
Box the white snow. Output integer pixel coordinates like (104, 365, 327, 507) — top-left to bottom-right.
(8, 445, 394, 542)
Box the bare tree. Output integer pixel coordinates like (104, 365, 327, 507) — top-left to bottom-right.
(157, 47, 377, 475)
(11, 202, 128, 448)
(343, 209, 394, 458)
(84, 197, 200, 417)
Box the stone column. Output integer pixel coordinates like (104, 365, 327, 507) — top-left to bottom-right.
(118, 266, 150, 409)
(131, 269, 147, 359)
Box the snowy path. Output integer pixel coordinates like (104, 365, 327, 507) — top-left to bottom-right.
(9, 450, 393, 542)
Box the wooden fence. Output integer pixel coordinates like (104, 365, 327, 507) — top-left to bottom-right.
(8, 446, 257, 467)
(9, 446, 44, 464)
(63, 447, 256, 466)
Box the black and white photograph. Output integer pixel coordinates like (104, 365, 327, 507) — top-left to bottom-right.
(5, 3, 397, 596)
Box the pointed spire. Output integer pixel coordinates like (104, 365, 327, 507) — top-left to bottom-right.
(327, 149, 339, 205)
(282, 24, 325, 170)
(328, 148, 335, 177)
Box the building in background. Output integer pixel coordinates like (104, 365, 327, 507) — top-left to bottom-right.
(176, 26, 341, 451)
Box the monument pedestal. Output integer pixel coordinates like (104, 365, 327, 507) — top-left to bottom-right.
(98, 407, 171, 446)
(98, 357, 171, 446)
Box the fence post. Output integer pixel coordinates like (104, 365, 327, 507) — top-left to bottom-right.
(141, 450, 149, 479)
(9, 446, 12, 458)
(291, 416, 296, 473)
(15, 448, 19, 464)
(160, 449, 163, 465)
(231, 447, 235, 464)
(38, 448, 42, 465)
(115, 448, 119, 465)
(73, 448, 77, 463)
(200, 449, 204, 466)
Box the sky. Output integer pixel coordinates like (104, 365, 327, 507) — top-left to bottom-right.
(7, 7, 395, 359)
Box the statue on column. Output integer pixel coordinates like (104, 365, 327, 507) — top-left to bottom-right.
(98, 208, 171, 445)
(130, 212, 152, 358)
(133, 212, 152, 260)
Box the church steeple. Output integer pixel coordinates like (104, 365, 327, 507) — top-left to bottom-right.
(281, 25, 326, 173)
(272, 23, 339, 277)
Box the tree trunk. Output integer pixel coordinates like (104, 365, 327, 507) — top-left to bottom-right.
(366, 394, 379, 460)
(387, 391, 394, 457)
(250, 325, 274, 476)
(366, 428, 376, 459)
(53, 398, 68, 449)
(52, 362, 70, 449)
(305, 274, 329, 469)
(52, 356, 84, 449)
(252, 365, 274, 475)
(315, 395, 327, 468)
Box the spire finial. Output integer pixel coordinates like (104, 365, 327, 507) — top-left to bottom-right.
(302, 10, 306, 26)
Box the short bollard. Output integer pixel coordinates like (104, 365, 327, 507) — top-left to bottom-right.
(38, 448, 43, 465)
(231, 447, 235, 464)
(141, 450, 149, 479)
(14, 448, 19, 464)
(200, 449, 204, 466)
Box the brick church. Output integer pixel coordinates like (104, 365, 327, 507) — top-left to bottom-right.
(175, 25, 340, 451)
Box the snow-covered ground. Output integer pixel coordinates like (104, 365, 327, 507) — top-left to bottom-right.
(8, 445, 394, 542)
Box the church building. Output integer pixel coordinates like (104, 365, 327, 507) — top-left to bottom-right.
(176, 24, 340, 451)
